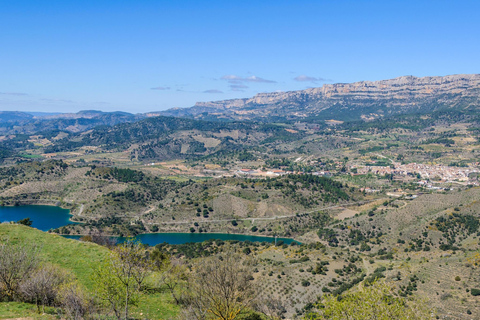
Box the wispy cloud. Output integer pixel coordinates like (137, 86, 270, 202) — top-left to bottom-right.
(221, 75, 277, 84)
(150, 86, 170, 90)
(0, 92, 29, 96)
(41, 98, 74, 103)
(229, 84, 249, 92)
(203, 89, 224, 94)
(294, 75, 331, 83)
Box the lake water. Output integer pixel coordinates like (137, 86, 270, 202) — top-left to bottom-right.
(64, 233, 298, 246)
(1, 205, 299, 245)
(0, 205, 74, 231)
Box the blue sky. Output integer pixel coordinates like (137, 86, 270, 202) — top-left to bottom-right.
(1, 0, 479, 113)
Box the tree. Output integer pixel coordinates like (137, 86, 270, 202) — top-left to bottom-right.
(0, 241, 39, 300)
(92, 241, 152, 320)
(88, 229, 117, 247)
(254, 296, 287, 320)
(158, 258, 188, 305)
(181, 248, 257, 320)
(16, 217, 33, 226)
(57, 281, 93, 320)
(19, 264, 72, 313)
(92, 259, 129, 320)
(150, 247, 170, 272)
(305, 280, 433, 320)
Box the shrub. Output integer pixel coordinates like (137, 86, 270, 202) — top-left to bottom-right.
(57, 282, 92, 320)
(301, 280, 310, 287)
(20, 264, 72, 313)
(471, 288, 480, 296)
(309, 280, 432, 319)
(0, 241, 39, 300)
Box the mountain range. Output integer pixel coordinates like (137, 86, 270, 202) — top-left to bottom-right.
(161, 74, 480, 122)
(2, 74, 480, 135)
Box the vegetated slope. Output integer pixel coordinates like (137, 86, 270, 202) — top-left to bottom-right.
(314, 187, 480, 318)
(0, 161, 181, 228)
(0, 224, 108, 289)
(0, 160, 356, 237)
(43, 115, 305, 161)
(162, 74, 480, 122)
(0, 224, 179, 319)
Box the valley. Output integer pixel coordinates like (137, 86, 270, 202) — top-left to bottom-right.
(1, 74, 480, 319)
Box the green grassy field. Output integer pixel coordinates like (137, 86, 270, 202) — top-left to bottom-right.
(0, 224, 179, 319)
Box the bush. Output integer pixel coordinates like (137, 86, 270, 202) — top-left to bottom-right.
(471, 288, 480, 296)
(20, 264, 72, 313)
(301, 280, 311, 287)
(308, 280, 432, 319)
(0, 241, 39, 300)
(57, 282, 92, 320)
(16, 217, 33, 226)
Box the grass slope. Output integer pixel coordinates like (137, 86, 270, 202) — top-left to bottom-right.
(0, 224, 179, 319)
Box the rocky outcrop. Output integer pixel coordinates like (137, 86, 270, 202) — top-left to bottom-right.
(163, 74, 480, 121)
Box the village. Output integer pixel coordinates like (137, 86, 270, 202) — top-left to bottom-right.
(354, 161, 479, 185)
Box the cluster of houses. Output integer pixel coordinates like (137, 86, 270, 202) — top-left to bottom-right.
(236, 168, 287, 177)
(235, 168, 332, 177)
(354, 162, 479, 184)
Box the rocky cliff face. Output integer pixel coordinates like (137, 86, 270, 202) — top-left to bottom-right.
(162, 74, 480, 121)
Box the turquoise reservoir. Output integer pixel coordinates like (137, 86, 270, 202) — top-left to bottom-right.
(0, 205, 74, 231)
(0, 205, 299, 245)
(64, 232, 299, 246)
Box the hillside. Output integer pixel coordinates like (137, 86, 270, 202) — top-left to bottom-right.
(35, 116, 305, 161)
(0, 224, 178, 319)
(3, 181, 480, 319)
(0, 161, 356, 237)
(162, 74, 480, 122)
(1, 110, 480, 318)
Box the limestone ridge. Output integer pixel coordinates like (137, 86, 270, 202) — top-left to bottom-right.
(162, 74, 480, 121)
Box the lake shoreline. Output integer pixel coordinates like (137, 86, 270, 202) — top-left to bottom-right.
(1, 203, 301, 245)
(62, 232, 301, 246)
(0, 200, 83, 224)
(57, 231, 300, 242)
